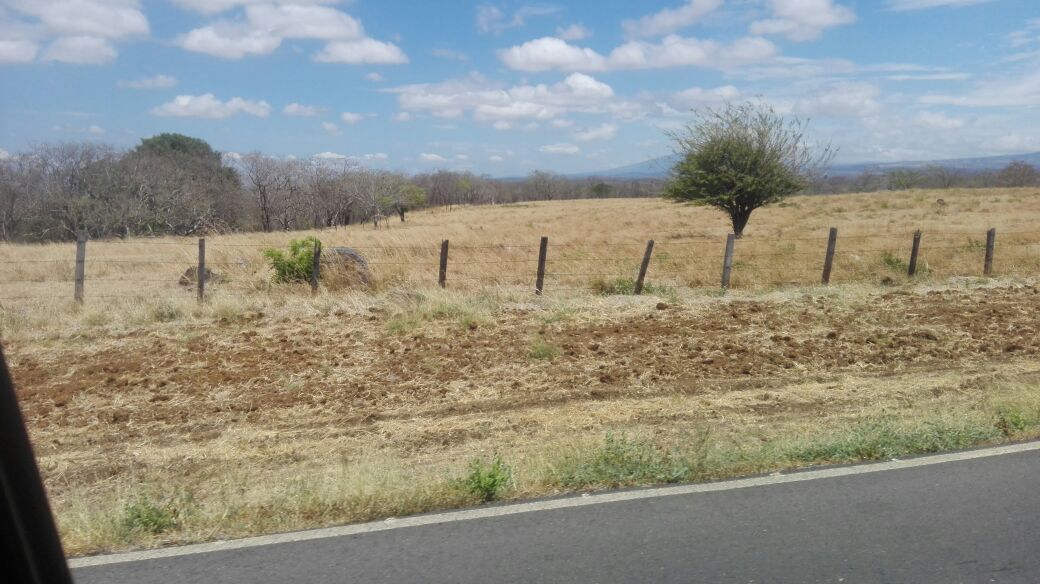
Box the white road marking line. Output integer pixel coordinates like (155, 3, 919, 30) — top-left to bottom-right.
(70, 440, 1040, 569)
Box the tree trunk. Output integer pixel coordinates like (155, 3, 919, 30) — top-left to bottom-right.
(398, 207, 406, 222)
(730, 208, 753, 239)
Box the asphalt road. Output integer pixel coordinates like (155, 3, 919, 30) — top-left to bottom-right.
(74, 445, 1040, 584)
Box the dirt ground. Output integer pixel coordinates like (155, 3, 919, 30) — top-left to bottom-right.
(7, 277, 1040, 554)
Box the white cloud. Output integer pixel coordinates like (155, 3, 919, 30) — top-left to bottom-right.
(540, 143, 580, 154)
(0, 40, 39, 63)
(42, 36, 117, 64)
(979, 134, 1040, 154)
(489, 154, 504, 162)
(622, 0, 722, 38)
(476, 4, 560, 35)
(419, 152, 447, 162)
(88, 124, 105, 135)
(550, 118, 574, 128)
(175, 2, 407, 64)
(313, 38, 409, 64)
(363, 152, 388, 161)
(245, 3, 362, 39)
(914, 111, 964, 129)
(340, 111, 363, 124)
(388, 72, 617, 126)
(886, 72, 969, 81)
(118, 74, 177, 89)
(573, 123, 617, 142)
(177, 24, 280, 59)
(671, 84, 741, 107)
(887, 0, 994, 10)
(151, 93, 271, 118)
(321, 121, 340, 135)
(283, 102, 324, 116)
(920, 71, 1040, 108)
(0, 148, 11, 160)
(750, 0, 856, 42)
(499, 35, 776, 72)
(394, 112, 412, 121)
(794, 83, 881, 117)
(556, 23, 592, 41)
(365, 72, 385, 82)
(1, 0, 149, 64)
(314, 151, 347, 160)
(455, 154, 469, 160)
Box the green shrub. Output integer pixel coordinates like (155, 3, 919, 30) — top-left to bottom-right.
(264, 237, 321, 284)
(880, 251, 906, 271)
(528, 338, 561, 359)
(120, 495, 178, 536)
(462, 456, 512, 502)
(555, 433, 691, 488)
(590, 277, 672, 296)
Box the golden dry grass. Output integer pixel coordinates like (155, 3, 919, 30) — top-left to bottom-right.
(3, 187, 1040, 557)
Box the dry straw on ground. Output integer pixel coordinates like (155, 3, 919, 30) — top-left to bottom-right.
(2, 187, 1040, 556)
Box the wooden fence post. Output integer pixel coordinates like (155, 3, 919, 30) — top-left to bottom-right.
(535, 236, 548, 295)
(908, 230, 921, 277)
(634, 239, 655, 295)
(197, 238, 206, 303)
(721, 233, 735, 290)
(74, 231, 86, 304)
(983, 228, 996, 276)
(310, 240, 322, 295)
(438, 239, 449, 288)
(821, 227, 838, 285)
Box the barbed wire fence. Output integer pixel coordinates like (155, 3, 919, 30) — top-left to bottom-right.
(1, 227, 1038, 304)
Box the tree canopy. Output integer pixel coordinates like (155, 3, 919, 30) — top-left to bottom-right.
(664, 102, 833, 238)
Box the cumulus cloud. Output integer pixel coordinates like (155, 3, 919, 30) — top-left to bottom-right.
(321, 121, 340, 135)
(88, 124, 105, 135)
(387, 72, 618, 126)
(283, 102, 324, 116)
(489, 154, 504, 162)
(2, 0, 149, 64)
(573, 123, 617, 142)
(340, 111, 363, 123)
(540, 143, 580, 155)
(118, 74, 177, 89)
(920, 71, 1040, 108)
(151, 93, 271, 118)
(419, 152, 447, 162)
(622, 0, 722, 38)
(43, 35, 118, 64)
(313, 38, 409, 64)
(0, 148, 10, 160)
(750, 0, 856, 42)
(175, 1, 407, 64)
(394, 112, 412, 121)
(314, 151, 347, 160)
(556, 23, 592, 41)
(498, 35, 776, 72)
(365, 72, 385, 82)
(0, 40, 39, 63)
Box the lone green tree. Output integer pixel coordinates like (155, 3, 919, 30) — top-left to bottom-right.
(664, 102, 833, 238)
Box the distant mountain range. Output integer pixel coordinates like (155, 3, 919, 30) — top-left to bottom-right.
(575, 151, 1040, 180)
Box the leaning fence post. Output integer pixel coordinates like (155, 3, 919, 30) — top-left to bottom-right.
(74, 231, 86, 304)
(310, 240, 322, 295)
(197, 238, 206, 303)
(908, 230, 922, 277)
(984, 228, 996, 276)
(822, 227, 838, 285)
(634, 240, 655, 295)
(438, 239, 449, 288)
(721, 233, 735, 290)
(535, 236, 548, 295)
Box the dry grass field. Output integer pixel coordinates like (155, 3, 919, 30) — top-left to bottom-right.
(3, 186, 1040, 557)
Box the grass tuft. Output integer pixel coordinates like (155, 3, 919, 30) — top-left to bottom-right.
(460, 456, 512, 502)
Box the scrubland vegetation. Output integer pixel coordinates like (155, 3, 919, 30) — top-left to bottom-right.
(3, 186, 1039, 556)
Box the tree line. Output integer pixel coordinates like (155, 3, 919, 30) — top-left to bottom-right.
(0, 134, 661, 242)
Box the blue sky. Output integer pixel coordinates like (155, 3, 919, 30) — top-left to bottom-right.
(1, 0, 1038, 175)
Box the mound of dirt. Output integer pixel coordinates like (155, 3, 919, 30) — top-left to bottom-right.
(322, 246, 371, 287)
